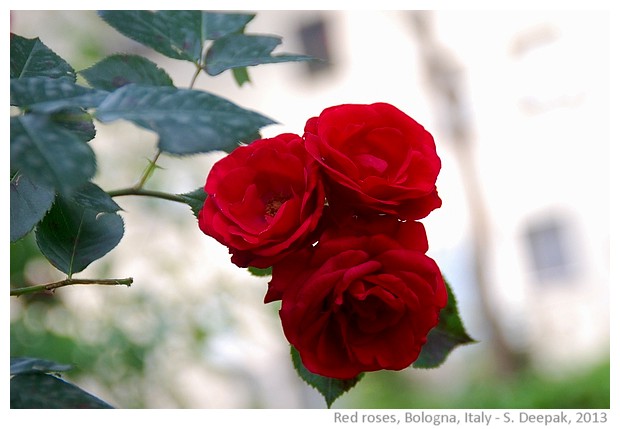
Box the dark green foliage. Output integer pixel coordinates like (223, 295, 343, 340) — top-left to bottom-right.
(9, 11, 308, 281)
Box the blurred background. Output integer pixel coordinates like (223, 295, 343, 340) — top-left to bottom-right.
(10, 10, 610, 408)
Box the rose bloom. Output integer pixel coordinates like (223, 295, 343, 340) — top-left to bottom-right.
(304, 103, 442, 220)
(265, 214, 447, 379)
(198, 133, 325, 268)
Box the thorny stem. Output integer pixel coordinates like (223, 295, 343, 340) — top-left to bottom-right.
(107, 187, 187, 203)
(10, 277, 133, 297)
(116, 63, 203, 198)
(135, 150, 162, 190)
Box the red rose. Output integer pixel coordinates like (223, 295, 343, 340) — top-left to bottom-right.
(304, 103, 442, 220)
(266, 214, 447, 379)
(198, 133, 325, 268)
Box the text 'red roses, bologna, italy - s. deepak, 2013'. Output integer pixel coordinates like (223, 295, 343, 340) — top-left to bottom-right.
(198, 102, 447, 379)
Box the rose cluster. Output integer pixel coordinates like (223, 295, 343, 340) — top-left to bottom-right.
(198, 103, 447, 379)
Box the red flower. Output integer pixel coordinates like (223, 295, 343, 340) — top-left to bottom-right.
(266, 214, 447, 379)
(198, 133, 325, 268)
(304, 103, 442, 220)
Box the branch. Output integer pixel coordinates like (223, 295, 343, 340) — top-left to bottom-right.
(10, 277, 133, 297)
(107, 188, 186, 203)
(189, 64, 202, 89)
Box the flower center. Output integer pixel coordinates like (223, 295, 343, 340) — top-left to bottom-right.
(265, 196, 288, 217)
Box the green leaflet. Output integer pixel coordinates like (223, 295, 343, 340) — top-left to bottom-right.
(81, 54, 174, 91)
(71, 182, 122, 214)
(10, 357, 72, 375)
(11, 373, 114, 409)
(10, 174, 55, 242)
(205, 33, 314, 76)
(10, 77, 108, 113)
(10, 114, 96, 196)
(98, 11, 255, 63)
(10, 34, 75, 80)
(35, 196, 124, 276)
(95, 84, 275, 155)
(178, 187, 207, 219)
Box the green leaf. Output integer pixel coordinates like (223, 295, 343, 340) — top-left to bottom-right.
(10, 357, 71, 375)
(248, 266, 272, 277)
(412, 279, 476, 369)
(178, 187, 207, 218)
(80, 54, 174, 91)
(200, 11, 255, 40)
(205, 33, 314, 76)
(291, 346, 363, 409)
(11, 373, 114, 408)
(71, 182, 122, 213)
(95, 84, 276, 155)
(10, 114, 96, 196)
(51, 108, 97, 142)
(35, 196, 124, 276)
(238, 130, 263, 146)
(10, 77, 108, 113)
(10, 174, 55, 243)
(232, 66, 251, 86)
(10, 34, 75, 80)
(98, 11, 254, 63)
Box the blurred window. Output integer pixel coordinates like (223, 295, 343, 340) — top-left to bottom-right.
(298, 18, 332, 75)
(525, 217, 573, 283)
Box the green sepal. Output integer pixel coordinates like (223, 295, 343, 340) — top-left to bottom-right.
(248, 266, 272, 277)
